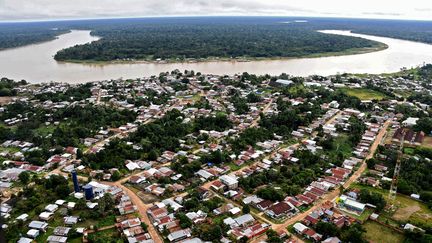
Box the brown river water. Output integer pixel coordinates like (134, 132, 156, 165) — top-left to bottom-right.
(1, 30, 432, 83)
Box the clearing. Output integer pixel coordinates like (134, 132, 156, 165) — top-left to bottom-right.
(350, 184, 432, 227)
(422, 136, 432, 148)
(364, 220, 405, 243)
(339, 88, 388, 100)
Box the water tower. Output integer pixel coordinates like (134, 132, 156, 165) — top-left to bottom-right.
(71, 170, 80, 193)
(83, 184, 94, 200)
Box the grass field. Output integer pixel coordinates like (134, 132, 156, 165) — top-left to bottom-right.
(422, 136, 432, 148)
(350, 184, 432, 228)
(339, 88, 388, 100)
(364, 220, 405, 243)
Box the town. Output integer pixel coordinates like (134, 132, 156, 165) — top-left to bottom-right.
(1, 65, 432, 243)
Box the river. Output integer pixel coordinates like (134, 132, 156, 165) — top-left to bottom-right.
(1, 30, 432, 83)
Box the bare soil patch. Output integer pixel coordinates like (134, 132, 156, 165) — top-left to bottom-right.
(393, 205, 420, 221)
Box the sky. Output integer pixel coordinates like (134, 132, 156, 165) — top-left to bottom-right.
(1, 0, 432, 22)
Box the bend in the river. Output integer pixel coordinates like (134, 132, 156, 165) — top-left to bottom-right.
(1, 30, 432, 83)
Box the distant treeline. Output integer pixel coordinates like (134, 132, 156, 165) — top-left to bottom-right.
(0, 22, 69, 50)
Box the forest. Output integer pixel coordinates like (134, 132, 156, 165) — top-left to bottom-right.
(0, 22, 68, 50)
(53, 20, 381, 61)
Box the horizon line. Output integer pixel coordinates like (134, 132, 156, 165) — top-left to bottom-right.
(2, 14, 432, 24)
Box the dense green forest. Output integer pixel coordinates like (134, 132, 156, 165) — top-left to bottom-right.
(0, 23, 68, 50)
(53, 20, 382, 61)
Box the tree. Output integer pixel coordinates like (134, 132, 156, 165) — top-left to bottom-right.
(176, 213, 192, 229)
(56, 184, 71, 198)
(18, 171, 30, 184)
(340, 223, 367, 243)
(266, 229, 283, 243)
(242, 204, 250, 214)
(257, 187, 284, 202)
(359, 189, 386, 212)
(111, 170, 121, 181)
(198, 224, 222, 241)
(366, 158, 377, 169)
(315, 222, 340, 238)
(148, 149, 159, 160)
(414, 117, 432, 134)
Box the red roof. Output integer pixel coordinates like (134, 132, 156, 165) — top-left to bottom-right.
(268, 202, 293, 216)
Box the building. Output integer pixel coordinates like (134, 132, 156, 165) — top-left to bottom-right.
(219, 175, 238, 189)
(28, 221, 48, 231)
(167, 229, 191, 242)
(402, 117, 419, 127)
(266, 202, 296, 219)
(338, 195, 366, 214)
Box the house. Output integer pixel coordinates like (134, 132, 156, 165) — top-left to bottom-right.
(27, 229, 40, 238)
(18, 237, 33, 243)
(167, 229, 191, 242)
(186, 210, 207, 224)
(256, 200, 273, 211)
(196, 187, 210, 199)
(219, 175, 238, 189)
(211, 180, 226, 191)
(402, 117, 418, 127)
(266, 202, 296, 219)
(39, 212, 53, 221)
(322, 237, 342, 243)
(129, 175, 146, 184)
(16, 213, 29, 222)
(196, 169, 214, 180)
(53, 227, 71, 236)
(64, 216, 79, 225)
(45, 204, 59, 213)
(29, 221, 48, 231)
(304, 228, 322, 242)
(119, 218, 141, 229)
(293, 222, 308, 234)
(234, 214, 255, 227)
(47, 235, 68, 243)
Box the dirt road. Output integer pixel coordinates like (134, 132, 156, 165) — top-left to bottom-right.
(102, 180, 163, 243)
(269, 119, 390, 234)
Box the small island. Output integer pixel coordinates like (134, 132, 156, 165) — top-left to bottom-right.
(53, 19, 387, 63)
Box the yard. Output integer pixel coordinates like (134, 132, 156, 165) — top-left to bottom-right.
(339, 88, 388, 101)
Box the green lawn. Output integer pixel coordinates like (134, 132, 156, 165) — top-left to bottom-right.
(339, 88, 388, 101)
(35, 124, 57, 137)
(364, 220, 405, 243)
(87, 228, 122, 242)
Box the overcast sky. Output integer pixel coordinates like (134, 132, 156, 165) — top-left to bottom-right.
(1, 0, 432, 22)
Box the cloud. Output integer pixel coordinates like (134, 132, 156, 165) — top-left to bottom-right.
(362, 12, 402, 16)
(415, 8, 432, 12)
(0, 0, 432, 21)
